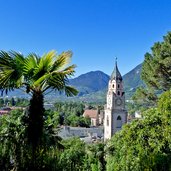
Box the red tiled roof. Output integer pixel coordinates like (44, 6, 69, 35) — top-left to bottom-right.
(83, 110, 98, 118)
(0, 110, 9, 115)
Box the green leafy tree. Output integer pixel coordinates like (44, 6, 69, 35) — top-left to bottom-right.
(0, 50, 77, 170)
(131, 86, 158, 111)
(0, 98, 4, 107)
(0, 109, 64, 170)
(54, 102, 91, 127)
(133, 32, 171, 108)
(59, 137, 86, 171)
(142, 32, 171, 91)
(15, 98, 29, 107)
(11, 97, 16, 106)
(0, 109, 25, 170)
(85, 143, 106, 171)
(106, 90, 171, 171)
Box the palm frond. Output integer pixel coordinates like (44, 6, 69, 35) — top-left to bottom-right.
(34, 51, 55, 78)
(33, 73, 49, 88)
(9, 51, 25, 65)
(0, 51, 14, 68)
(49, 64, 76, 85)
(41, 50, 56, 67)
(0, 50, 77, 97)
(50, 51, 73, 72)
(0, 70, 14, 86)
(60, 64, 76, 76)
(0, 51, 25, 94)
(47, 74, 67, 90)
(45, 73, 78, 96)
(23, 53, 39, 74)
(23, 53, 39, 77)
(64, 86, 78, 96)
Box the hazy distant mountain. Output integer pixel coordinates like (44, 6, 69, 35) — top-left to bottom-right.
(123, 63, 143, 90)
(1, 64, 144, 102)
(123, 63, 144, 98)
(68, 63, 143, 101)
(69, 71, 109, 96)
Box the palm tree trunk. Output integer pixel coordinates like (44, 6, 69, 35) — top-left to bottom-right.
(27, 90, 45, 170)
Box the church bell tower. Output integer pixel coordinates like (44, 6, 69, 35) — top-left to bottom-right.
(104, 58, 127, 141)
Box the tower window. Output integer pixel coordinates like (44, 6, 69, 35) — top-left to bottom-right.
(116, 116, 122, 128)
(117, 91, 120, 95)
(107, 116, 109, 126)
(113, 84, 114, 88)
(118, 84, 120, 88)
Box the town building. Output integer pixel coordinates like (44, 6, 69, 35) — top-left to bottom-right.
(104, 59, 127, 141)
(83, 109, 99, 126)
(58, 126, 104, 143)
(83, 109, 104, 126)
(135, 111, 142, 119)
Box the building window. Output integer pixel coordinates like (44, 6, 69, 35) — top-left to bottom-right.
(107, 116, 109, 126)
(117, 116, 122, 128)
(118, 84, 120, 88)
(113, 84, 114, 88)
(117, 91, 120, 95)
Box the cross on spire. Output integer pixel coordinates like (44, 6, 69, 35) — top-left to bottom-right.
(115, 57, 117, 63)
(115, 57, 118, 66)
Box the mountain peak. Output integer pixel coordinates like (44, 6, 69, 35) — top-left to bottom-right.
(4, 64, 143, 102)
(69, 63, 143, 99)
(69, 71, 109, 95)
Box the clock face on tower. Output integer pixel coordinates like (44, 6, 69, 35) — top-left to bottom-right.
(115, 98, 122, 106)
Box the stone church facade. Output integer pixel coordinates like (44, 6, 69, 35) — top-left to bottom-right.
(104, 59, 127, 141)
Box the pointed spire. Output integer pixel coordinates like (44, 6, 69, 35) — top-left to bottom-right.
(110, 57, 122, 81)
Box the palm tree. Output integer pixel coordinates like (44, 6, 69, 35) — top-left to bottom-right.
(0, 50, 78, 169)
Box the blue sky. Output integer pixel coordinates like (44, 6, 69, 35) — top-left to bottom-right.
(0, 0, 171, 77)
